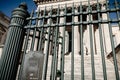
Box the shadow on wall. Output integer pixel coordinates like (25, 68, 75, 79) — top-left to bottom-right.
(107, 44, 120, 70)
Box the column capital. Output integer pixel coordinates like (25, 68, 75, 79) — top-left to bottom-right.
(60, 9, 64, 14)
(74, 4, 79, 9)
(74, 7, 78, 13)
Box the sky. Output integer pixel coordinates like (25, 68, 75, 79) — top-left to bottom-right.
(0, 0, 36, 17)
(0, 0, 118, 18)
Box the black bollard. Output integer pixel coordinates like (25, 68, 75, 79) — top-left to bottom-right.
(0, 3, 29, 80)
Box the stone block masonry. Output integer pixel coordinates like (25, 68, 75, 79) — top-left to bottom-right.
(46, 53, 117, 80)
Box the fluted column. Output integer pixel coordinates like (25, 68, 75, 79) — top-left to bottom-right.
(0, 3, 29, 80)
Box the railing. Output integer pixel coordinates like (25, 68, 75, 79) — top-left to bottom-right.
(0, 0, 120, 80)
(19, 0, 120, 80)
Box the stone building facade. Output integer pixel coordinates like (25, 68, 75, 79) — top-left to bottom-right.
(33, 0, 120, 54)
(31, 0, 120, 80)
(0, 11, 10, 58)
(0, 1, 120, 80)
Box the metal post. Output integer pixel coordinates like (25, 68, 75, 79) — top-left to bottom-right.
(0, 3, 29, 80)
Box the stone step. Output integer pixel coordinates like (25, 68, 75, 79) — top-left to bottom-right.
(46, 54, 117, 80)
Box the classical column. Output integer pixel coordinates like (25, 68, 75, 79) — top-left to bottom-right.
(74, 8, 80, 54)
(65, 31, 69, 53)
(101, 5, 111, 54)
(59, 10, 64, 54)
(42, 10, 52, 80)
(86, 11, 95, 54)
(43, 11, 51, 54)
(91, 16, 96, 54)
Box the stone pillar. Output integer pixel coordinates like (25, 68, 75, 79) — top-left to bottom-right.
(91, 17, 96, 54)
(59, 10, 64, 54)
(43, 12, 51, 54)
(42, 10, 52, 80)
(74, 8, 80, 54)
(65, 31, 69, 53)
(101, 5, 111, 54)
(86, 13, 95, 54)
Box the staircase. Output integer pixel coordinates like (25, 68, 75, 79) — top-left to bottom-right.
(46, 53, 118, 80)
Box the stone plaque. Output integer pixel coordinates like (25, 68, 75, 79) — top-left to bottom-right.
(21, 51, 44, 80)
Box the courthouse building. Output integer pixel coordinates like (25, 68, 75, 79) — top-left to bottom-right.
(20, 0, 120, 80)
(0, 0, 120, 80)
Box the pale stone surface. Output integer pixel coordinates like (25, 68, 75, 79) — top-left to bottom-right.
(74, 9, 80, 54)
(46, 53, 117, 80)
(37, 0, 106, 10)
(0, 46, 3, 58)
(1, 1, 120, 80)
